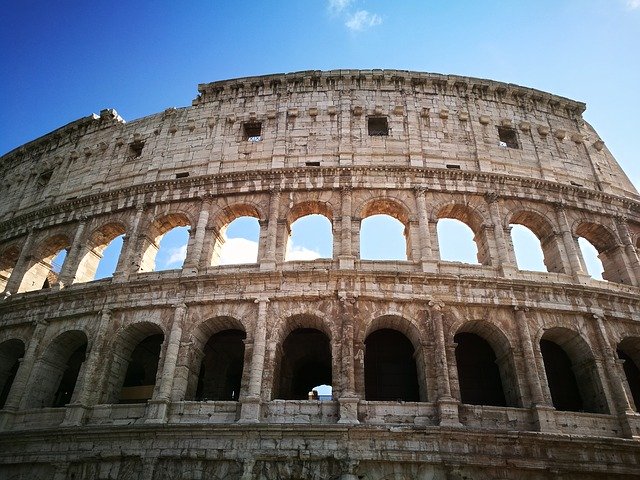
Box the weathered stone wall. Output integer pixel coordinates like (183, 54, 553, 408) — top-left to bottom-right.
(0, 70, 640, 479)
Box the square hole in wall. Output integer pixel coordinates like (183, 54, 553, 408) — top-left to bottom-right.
(368, 116, 389, 136)
(129, 140, 145, 158)
(497, 126, 519, 149)
(446, 164, 461, 170)
(243, 122, 262, 141)
(175, 172, 189, 179)
(37, 170, 53, 186)
(305, 161, 320, 167)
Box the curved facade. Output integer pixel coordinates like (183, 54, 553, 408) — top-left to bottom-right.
(1, 69, 640, 479)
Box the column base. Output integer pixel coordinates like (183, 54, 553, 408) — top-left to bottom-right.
(619, 411, 640, 438)
(338, 256, 355, 270)
(181, 266, 199, 277)
(338, 396, 360, 424)
(0, 409, 17, 430)
(238, 396, 262, 424)
(533, 405, 559, 433)
(437, 398, 462, 427)
(61, 403, 89, 426)
(259, 261, 277, 272)
(144, 399, 170, 424)
(421, 260, 438, 273)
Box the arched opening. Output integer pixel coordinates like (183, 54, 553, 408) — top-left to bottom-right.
(195, 329, 246, 401)
(75, 223, 126, 282)
(286, 214, 332, 261)
(23, 330, 87, 408)
(510, 210, 564, 273)
(139, 214, 191, 272)
(576, 222, 630, 284)
(18, 235, 70, 292)
(275, 328, 332, 400)
(540, 328, 608, 414)
(364, 329, 420, 402)
(617, 337, 640, 412)
(217, 216, 260, 265)
(0, 245, 20, 292)
(578, 237, 604, 280)
(437, 219, 479, 264)
(360, 215, 407, 260)
(510, 224, 547, 272)
(0, 339, 25, 408)
(119, 333, 164, 403)
(454, 332, 506, 406)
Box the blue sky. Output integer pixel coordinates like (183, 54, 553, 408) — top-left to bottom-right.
(3, 1, 638, 278)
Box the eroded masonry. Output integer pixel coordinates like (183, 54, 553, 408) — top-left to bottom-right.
(1, 70, 640, 479)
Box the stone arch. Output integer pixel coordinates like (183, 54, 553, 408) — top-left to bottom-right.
(186, 316, 247, 401)
(0, 243, 21, 292)
(453, 320, 520, 407)
(272, 313, 333, 400)
(509, 209, 564, 273)
(18, 234, 71, 293)
(23, 329, 88, 408)
(209, 202, 263, 266)
(104, 321, 166, 404)
(435, 202, 491, 265)
(363, 315, 426, 402)
(617, 336, 640, 412)
(359, 197, 412, 261)
(138, 212, 192, 272)
(575, 221, 631, 284)
(0, 338, 25, 408)
(75, 221, 127, 283)
(540, 326, 609, 414)
(285, 200, 334, 261)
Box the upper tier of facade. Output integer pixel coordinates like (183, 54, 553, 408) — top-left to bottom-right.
(0, 69, 637, 224)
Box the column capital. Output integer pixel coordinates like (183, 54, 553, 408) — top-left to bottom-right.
(171, 302, 188, 311)
(513, 305, 530, 313)
(428, 300, 445, 311)
(484, 192, 499, 204)
(254, 296, 270, 304)
(414, 185, 428, 196)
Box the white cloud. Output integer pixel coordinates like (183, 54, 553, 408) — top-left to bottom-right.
(286, 244, 322, 261)
(345, 10, 382, 31)
(328, 0, 354, 14)
(628, 0, 640, 9)
(219, 237, 259, 265)
(166, 244, 187, 266)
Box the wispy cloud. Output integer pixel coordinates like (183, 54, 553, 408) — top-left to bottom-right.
(326, 0, 382, 32)
(286, 244, 321, 261)
(165, 245, 187, 267)
(328, 0, 354, 14)
(219, 237, 259, 265)
(345, 10, 382, 31)
(628, 0, 640, 9)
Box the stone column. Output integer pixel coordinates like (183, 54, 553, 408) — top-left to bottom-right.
(338, 292, 359, 424)
(260, 189, 280, 271)
(415, 186, 437, 272)
(3, 229, 36, 294)
(146, 303, 186, 423)
(113, 205, 145, 281)
(593, 314, 636, 437)
(485, 193, 516, 275)
(429, 301, 461, 427)
(57, 217, 87, 287)
(182, 196, 212, 274)
(554, 203, 587, 281)
(616, 216, 640, 286)
(339, 187, 355, 269)
(239, 298, 269, 423)
(0, 319, 48, 429)
(62, 308, 112, 426)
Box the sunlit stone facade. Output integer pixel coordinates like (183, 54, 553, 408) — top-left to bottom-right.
(1, 70, 640, 479)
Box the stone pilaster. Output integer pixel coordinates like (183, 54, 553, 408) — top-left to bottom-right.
(182, 195, 212, 274)
(56, 218, 87, 287)
(260, 189, 280, 271)
(3, 229, 35, 294)
(338, 187, 355, 269)
(113, 205, 145, 281)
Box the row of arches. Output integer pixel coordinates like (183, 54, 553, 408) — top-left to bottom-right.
(2, 195, 638, 293)
(1, 314, 638, 417)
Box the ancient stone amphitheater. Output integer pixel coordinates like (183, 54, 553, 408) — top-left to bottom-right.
(1, 69, 640, 479)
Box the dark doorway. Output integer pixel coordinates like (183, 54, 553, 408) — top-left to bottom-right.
(540, 339, 583, 412)
(618, 349, 640, 411)
(195, 329, 246, 401)
(365, 329, 420, 402)
(52, 344, 87, 407)
(455, 332, 506, 406)
(120, 333, 164, 403)
(276, 328, 331, 400)
(0, 340, 24, 408)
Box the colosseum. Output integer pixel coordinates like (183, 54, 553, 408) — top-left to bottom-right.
(0, 69, 639, 479)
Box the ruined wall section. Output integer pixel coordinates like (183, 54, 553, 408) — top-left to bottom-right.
(0, 69, 636, 220)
